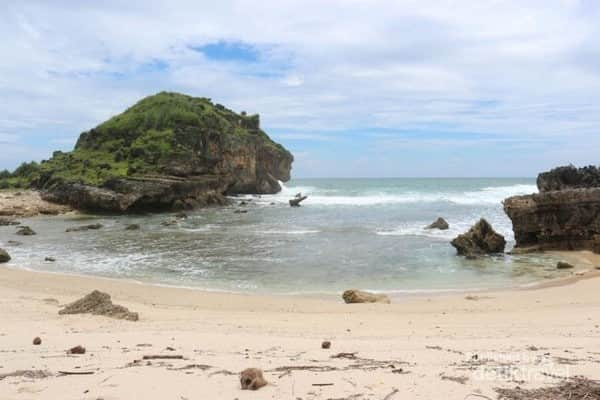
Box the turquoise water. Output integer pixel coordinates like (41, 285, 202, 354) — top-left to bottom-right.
(0, 178, 567, 295)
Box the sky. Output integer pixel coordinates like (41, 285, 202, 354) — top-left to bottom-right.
(2, 0, 600, 178)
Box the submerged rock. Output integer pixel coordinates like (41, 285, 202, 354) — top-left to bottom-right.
(58, 290, 139, 321)
(0, 248, 10, 263)
(65, 223, 103, 232)
(557, 261, 574, 269)
(426, 217, 449, 230)
(124, 224, 140, 231)
(505, 165, 600, 251)
(16, 226, 36, 236)
(240, 368, 267, 390)
(0, 218, 20, 226)
(342, 289, 391, 304)
(451, 218, 506, 256)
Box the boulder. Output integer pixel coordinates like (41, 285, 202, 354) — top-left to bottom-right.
(426, 217, 449, 230)
(240, 368, 267, 390)
(16, 226, 36, 236)
(65, 223, 103, 232)
(557, 261, 574, 269)
(450, 218, 506, 256)
(58, 290, 139, 321)
(0, 248, 10, 263)
(342, 289, 391, 304)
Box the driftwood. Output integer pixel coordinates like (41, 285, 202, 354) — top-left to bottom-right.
(289, 194, 308, 207)
(58, 370, 95, 375)
(142, 355, 184, 360)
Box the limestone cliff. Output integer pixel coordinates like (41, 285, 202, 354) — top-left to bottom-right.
(28, 92, 293, 212)
(504, 165, 600, 252)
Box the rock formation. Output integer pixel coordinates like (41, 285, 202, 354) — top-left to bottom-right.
(58, 290, 139, 321)
(426, 217, 449, 230)
(342, 289, 391, 304)
(0, 248, 10, 263)
(504, 165, 600, 252)
(6, 92, 293, 213)
(450, 218, 506, 256)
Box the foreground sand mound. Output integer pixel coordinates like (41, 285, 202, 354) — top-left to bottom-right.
(496, 377, 600, 400)
(58, 290, 139, 321)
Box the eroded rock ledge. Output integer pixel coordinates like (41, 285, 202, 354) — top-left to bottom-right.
(504, 165, 600, 252)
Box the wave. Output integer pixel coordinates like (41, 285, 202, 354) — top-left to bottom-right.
(260, 182, 537, 207)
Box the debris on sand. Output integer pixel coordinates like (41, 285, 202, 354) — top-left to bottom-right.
(496, 376, 600, 400)
(68, 345, 86, 354)
(58, 290, 139, 321)
(240, 368, 268, 390)
(342, 289, 390, 304)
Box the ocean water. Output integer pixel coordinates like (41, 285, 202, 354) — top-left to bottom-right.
(0, 178, 568, 296)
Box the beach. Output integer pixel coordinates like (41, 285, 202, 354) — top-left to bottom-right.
(1, 251, 599, 399)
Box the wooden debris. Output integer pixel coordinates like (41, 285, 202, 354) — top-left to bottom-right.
(58, 370, 95, 375)
(142, 355, 184, 360)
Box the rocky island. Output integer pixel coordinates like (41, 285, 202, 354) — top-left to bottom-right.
(504, 165, 600, 252)
(0, 92, 293, 212)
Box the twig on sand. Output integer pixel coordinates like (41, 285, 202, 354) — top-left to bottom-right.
(331, 352, 358, 359)
(58, 370, 95, 375)
(383, 388, 399, 400)
(142, 355, 184, 360)
(313, 383, 334, 386)
(464, 394, 493, 400)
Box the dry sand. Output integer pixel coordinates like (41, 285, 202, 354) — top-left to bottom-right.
(0, 190, 71, 217)
(0, 252, 599, 399)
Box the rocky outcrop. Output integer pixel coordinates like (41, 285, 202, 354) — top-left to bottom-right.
(26, 92, 292, 213)
(504, 165, 600, 252)
(426, 217, 449, 230)
(0, 249, 10, 263)
(342, 289, 391, 304)
(451, 219, 506, 256)
(58, 290, 139, 321)
(16, 226, 36, 236)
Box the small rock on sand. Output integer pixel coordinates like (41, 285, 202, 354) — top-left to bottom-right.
(68, 345, 86, 354)
(58, 290, 139, 321)
(240, 368, 267, 390)
(33, 337, 41, 345)
(321, 341, 331, 349)
(557, 261, 574, 269)
(0, 248, 10, 263)
(342, 289, 391, 304)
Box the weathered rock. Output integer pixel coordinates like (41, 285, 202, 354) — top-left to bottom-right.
(504, 186, 600, 251)
(240, 368, 267, 390)
(557, 261, 574, 269)
(0, 218, 20, 226)
(426, 217, 449, 230)
(0, 248, 10, 263)
(16, 226, 36, 236)
(125, 224, 140, 231)
(65, 223, 103, 232)
(342, 289, 391, 304)
(58, 290, 139, 321)
(537, 165, 600, 192)
(33, 337, 41, 345)
(67, 345, 86, 354)
(450, 218, 506, 256)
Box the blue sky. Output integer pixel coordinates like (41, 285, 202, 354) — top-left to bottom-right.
(2, 0, 600, 177)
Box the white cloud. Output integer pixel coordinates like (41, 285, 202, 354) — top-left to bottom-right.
(1, 0, 600, 175)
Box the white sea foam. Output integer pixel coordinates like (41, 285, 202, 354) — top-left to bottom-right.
(261, 182, 537, 207)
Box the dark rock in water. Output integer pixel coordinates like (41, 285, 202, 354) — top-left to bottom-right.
(239, 201, 248, 206)
(65, 223, 103, 232)
(240, 368, 267, 390)
(27, 92, 292, 213)
(342, 289, 391, 304)
(58, 290, 139, 321)
(426, 217, 449, 230)
(7, 240, 22, 246)
(0, 218, 20, 226)
(537, 165, 600, 192)
(125, 224, 140, 231)
(16, 226, 36, 236)
(0, 248, 10, 263)
(505, 166, 600, 251)
(234, 209, 248, 214)
(289, 194, 308, 207)
(175, 212, 188, 219)
(451, 219, 506, 256)
(557, 261, 574, 269)
(44, 257, 56, 262)
(161, 218, 178, 227)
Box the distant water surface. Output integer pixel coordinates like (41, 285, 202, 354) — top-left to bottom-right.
(0, 178, 568, 295)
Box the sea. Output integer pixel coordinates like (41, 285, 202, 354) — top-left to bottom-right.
(1, 178, 568, 297)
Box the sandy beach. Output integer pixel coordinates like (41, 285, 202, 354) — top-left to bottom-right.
(1, 252, 599, 399)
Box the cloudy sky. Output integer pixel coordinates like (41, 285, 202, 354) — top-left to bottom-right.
(2, 0, 600, 177)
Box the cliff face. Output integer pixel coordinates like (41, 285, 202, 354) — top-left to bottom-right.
(504, 165, 600, 252)
(32, 92, 293, 212)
